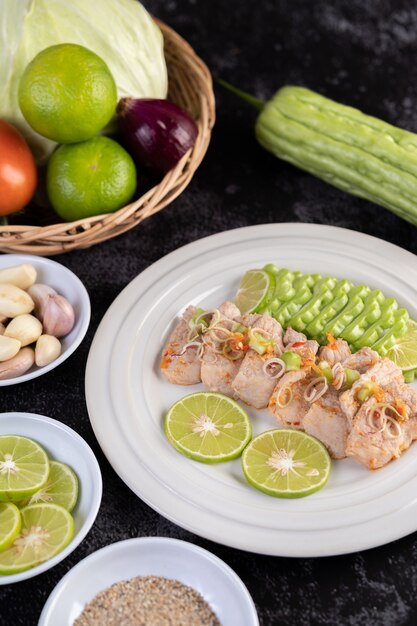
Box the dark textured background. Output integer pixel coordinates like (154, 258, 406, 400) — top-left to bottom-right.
(3, 1, 417, 624)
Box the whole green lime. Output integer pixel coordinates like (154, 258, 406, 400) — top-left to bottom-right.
(18, 43, 117, 143)
(47, 137, 137, 221)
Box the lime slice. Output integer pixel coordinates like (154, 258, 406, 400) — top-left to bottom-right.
(387, 320, 417, 371)
(242, 429, 331, 498)
(0, 503, 21, 552)
(0, 503, 74, 574)
(18, 461, 78, 512)
(234, 269, 275, 314)
(165, 392, 252, 463)
(0, 436, 49, 502)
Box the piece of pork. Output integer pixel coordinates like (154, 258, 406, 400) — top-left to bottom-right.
(232, 315, 284, 409)
(283, 327, 319, 360)
(303, 387, 348, 459)
(200, 301, 242, 396)
(346, 388, 417, 469)
(269, 369, 312, 429)
(318, 338, 351, 366)
(340, 358, 404, 423)
(160, 305, 202, 385)
(341, 347, 380, 374)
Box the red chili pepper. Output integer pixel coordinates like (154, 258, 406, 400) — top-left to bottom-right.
(292, 341, 305, 348)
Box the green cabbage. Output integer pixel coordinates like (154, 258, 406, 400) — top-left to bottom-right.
(0, 0, 168, 163)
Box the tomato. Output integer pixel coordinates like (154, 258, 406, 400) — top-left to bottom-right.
(0, 121, 37, 216)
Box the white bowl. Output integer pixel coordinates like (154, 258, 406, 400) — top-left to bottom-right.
(38, 537, 259, 626)
(0, 254, 90, 386)
(0, 412, 102, 585)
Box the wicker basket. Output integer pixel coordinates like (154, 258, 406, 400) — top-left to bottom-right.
(0, 20, 215, 256)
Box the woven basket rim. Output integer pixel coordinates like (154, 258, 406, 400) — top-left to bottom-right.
(0, 18, 215, 256)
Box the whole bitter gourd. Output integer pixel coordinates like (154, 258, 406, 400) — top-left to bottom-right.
(255, 86, 417, 225)
(219, 79, 417, 226)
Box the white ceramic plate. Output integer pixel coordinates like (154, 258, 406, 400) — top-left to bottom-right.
(85, 223, 417, 557)
(38, 537, 259, 626)
(0, 412, 102, 584)
(0, 254, 90, 386)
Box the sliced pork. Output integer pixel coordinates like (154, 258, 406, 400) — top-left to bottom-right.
(200, 301, 242, 396)
(269, 369, 312, 429)
(303, 387, 348, 459)
(232, 315, 284, 409)
(160, 305, 202, 385)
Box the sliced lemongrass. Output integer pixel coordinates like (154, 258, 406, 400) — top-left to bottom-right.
(222, 345, 245, 360)
(304, 376, 328, 403)
(263, 357, 286, 379)
(331, 362, 345, 390)
(175, 341, 203, 356)
(276, 384, 293, 408)
(384, 415, 403, 439)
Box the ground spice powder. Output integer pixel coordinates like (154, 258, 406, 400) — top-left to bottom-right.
(74, 575, 222, 626)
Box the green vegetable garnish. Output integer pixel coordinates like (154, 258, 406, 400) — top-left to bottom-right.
(281, 351, 302, 371)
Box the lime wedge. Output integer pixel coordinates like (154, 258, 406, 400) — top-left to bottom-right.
(234, 269, 275, 313)
(242, 429, 331, 498)
(165, 392, 252, 463)
(0, 503, 21, 552)
(0, 436, 49, 502)
(0, 503, 74, 574)
(18, 461, 78, 512)
(387, 320, 417, 371)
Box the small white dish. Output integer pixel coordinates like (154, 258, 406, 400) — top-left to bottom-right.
(0, 254, 90, 386)
(38, 536, 259, 626)
(0, 412, 102, 585)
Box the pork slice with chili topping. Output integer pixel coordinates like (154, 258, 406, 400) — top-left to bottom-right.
(345, 384, 417, 469)
(341, 346, 380, 374)
(268, 369, 313, 429)
(318, 336, 351, 366)
(232, 315, 284, 409)
(283, 327, 320, 360)
(303, 387, 348, 459)
(340, 358, 404, 423)
(160, 305, 202, 385)
(200, 301, 243, 396)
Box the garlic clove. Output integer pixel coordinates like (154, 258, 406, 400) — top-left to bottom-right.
(27, 284, 57, 321)
(0, 335, 21, 362)
(35, 335, 62, 367)
(43, 294, 75, 338)
(0, 264, 37, 290)
(4, 314, 43, 347)
(0, 283, 34, 318)
(0, 347, 35, 380)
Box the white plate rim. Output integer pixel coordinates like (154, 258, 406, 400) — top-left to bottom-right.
(38, 536, 259, 626)
(85, 223, 417, 557)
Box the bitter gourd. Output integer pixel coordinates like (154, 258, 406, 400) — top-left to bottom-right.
(255, 86, 417, 224)
(219, 80, 417, 225)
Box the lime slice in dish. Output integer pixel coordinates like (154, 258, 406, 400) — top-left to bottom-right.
(0, 436, 49, 502)
(242, 429, 331, 498)
(0, 503, 74, 574)
(234, 269, 275, 313)
(165, 392, 252, 463)
(387, 320, 417, 372)
(18, 461, 78, 512)
(0, 503, 21, 552)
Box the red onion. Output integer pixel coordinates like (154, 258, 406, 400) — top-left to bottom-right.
(116, 98, 198, 175)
